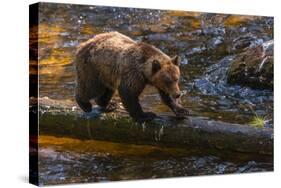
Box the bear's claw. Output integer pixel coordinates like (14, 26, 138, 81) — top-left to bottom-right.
(174, 107, 189, 118)
(103, 101, 118, 112)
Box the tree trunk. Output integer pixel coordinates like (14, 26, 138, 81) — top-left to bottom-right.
(31, 97, 273, 155)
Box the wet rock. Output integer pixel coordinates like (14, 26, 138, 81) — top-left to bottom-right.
(202, 27, 225, 36)
(144, 33, 176, 41)
(186, 46, 206, 55)
(193, 54, 273, 125)
(189, 29, 203, 36)
(227, 40, 273, 90)
(203, 56, 235, 84)
(194, 78, 219, 95)
(207, 36, 224, 50)
(199, 14, 227, 36)
(180, 56, 189, 65)
(232, 33, 264, 52)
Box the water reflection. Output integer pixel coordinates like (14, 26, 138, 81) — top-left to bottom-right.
(38, 136, 272, 185)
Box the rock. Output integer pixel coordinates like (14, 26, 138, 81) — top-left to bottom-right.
(207, 36, 224, 50)
(227, 40, 273, 90)
(232, 34, 264, 52)
(202, 27, 225, 36)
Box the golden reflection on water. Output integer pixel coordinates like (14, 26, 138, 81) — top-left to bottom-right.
(224, 15, 257, 26)
(39, 135, 197, 158)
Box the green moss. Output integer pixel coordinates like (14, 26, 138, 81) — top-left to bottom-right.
(250, 116, 266, 128)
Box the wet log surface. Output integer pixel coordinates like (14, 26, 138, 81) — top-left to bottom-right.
(32, 97, 273, 155)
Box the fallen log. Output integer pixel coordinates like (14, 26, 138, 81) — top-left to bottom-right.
(31, 97, 273, 155)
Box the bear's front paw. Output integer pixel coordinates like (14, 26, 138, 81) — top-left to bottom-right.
(174, 107, 189, 118)
(137, 112, 157, 122)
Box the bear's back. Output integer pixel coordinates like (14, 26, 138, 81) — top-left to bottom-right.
(87, 32, 135, 52)
(76, 32, 138, 90)
(100, 31, 136, 48)
(75, 32, 171, 90)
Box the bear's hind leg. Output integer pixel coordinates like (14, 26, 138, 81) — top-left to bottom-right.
(75, 95, 92, 112)
(95, 88, 117, 112)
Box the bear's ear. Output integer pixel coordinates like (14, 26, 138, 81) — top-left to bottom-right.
(171, 56, 180, 66)
(152, 60, 161, 74)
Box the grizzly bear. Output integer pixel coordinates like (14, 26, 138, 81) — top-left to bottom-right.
(75, 31, 188, 122)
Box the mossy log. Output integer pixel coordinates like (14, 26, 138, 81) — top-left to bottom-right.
(31, 97, 273, 155)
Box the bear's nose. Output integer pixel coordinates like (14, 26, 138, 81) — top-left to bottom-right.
(173, 93, 181, 99)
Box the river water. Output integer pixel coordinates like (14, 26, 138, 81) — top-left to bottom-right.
(32, 3, 274, 185)
(37, 136, 272, 185)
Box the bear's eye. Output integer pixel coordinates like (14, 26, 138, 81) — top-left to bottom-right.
(164, 78, 173, 85)
(172, 76, 179, 82)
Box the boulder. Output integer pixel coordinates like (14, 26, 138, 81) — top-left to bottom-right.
(227, 40, 273, 90)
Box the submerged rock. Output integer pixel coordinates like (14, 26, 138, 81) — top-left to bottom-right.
(227, 40, 273, 90)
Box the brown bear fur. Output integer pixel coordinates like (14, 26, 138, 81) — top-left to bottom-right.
(75, 31, 188, 122)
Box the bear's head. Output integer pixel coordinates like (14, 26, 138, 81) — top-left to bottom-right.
(150, 56, 181, 99)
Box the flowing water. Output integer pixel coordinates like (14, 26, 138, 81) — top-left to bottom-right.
(31, 3, 274, 185)
(37, 136, 272, 185)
